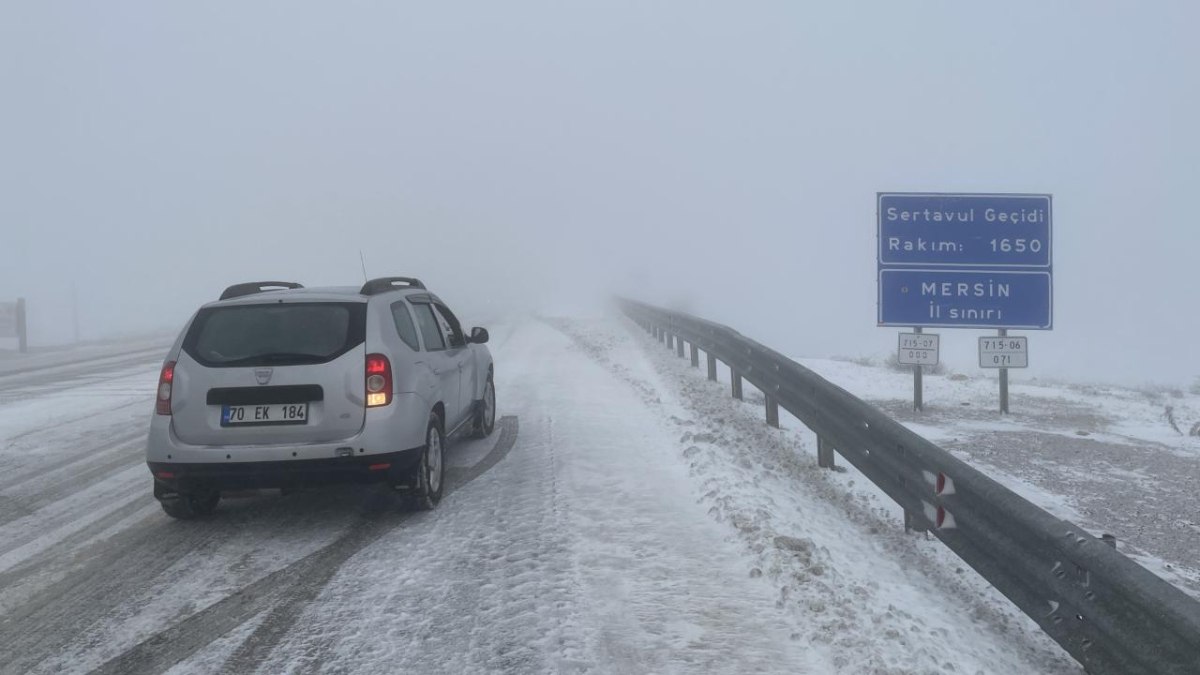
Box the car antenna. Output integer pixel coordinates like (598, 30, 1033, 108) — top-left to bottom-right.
(359, 249, 368, 282)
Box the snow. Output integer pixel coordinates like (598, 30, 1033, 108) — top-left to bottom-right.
(247, 319, 821, 673)
(0, 335, 171, 379)
(8, 316, 1170, 673)
(792, 354, 1200, 598)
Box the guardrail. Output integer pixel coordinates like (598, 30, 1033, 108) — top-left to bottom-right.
(619, 297, 1200, 675)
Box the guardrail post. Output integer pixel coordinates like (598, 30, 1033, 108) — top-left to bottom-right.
(765, 395, 779, 427)
(731, 370, 743, 400)
(667, 333, 675, 350)
(817, 436, 835, 468)
(706, 353, 717, 381)
(676, 338, 685, 358)
(689, 343, 699, 367)
(904, 510, 929, 533)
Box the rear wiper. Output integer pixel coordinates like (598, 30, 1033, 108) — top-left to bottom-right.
(221, 352, 324, 366)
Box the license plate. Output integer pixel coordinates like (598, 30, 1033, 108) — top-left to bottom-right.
(221, 403, 308, 426)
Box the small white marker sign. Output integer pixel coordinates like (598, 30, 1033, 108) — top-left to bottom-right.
(898, 332, 940, 366)
(979, 336, 1028, 368)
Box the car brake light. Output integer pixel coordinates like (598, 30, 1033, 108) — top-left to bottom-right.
(156, 361, 176, 415)
(366, 354, 392, 407)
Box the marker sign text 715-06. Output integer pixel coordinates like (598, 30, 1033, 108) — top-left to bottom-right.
(979, 336, 1028, 368)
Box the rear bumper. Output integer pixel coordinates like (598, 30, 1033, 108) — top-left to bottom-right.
(148, 446, 423, 492)
(145, 392, 431, 465)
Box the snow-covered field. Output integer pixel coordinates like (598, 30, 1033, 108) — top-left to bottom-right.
(790, 355, 1200, 598)
(0, 315, 1142, 673)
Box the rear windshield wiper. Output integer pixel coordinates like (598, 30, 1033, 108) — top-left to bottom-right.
(218, 352, 327, 366)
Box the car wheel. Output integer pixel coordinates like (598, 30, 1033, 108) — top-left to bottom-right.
(471, 376, 496, 439)
(158, 489, 220, 520)
(413, 412, 445, 510)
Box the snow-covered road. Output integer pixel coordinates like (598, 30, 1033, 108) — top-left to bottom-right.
(0, 315, 1084, 674)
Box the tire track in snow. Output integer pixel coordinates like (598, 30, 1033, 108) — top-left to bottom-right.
(252, 411, 580, 675)
(0, 425, 146, 494)
(88, 416, 519, 675)
(0, 402, 145, 449)
(0, 500, 235, 674)
(0, 465, 149, 568)
(4, 485, 378, 675)
(0, 493, 157, 607)
(0, 345, 166, 393)
(0, 440, 143, 527)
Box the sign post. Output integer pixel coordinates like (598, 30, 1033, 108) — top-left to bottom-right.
(898, 330, 939, 412)
(978, 332, 1028, 413)
(878, 193, 1052, 413)
(913, 327, 923, 412)
(998, 329, 1009, 414)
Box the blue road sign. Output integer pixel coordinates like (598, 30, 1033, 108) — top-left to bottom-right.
(879, 269, 1052, 329)
(878, 193, 1051, 268)
(877, 192, 1053, 329)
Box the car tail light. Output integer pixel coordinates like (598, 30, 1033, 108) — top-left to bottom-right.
(156, 361, 176, 415)
(366, 354, 392, 407)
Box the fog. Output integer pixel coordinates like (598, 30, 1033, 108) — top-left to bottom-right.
(2, 2, 1197, 386)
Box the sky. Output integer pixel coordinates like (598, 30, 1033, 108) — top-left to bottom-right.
(1, 1, 1197, 385)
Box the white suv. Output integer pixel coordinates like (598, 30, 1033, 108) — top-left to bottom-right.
(146, 277, 495, 519)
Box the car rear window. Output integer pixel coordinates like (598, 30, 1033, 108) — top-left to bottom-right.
(183, 302, 367, 367)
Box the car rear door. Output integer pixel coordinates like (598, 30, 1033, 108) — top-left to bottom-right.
(170, 301, 368, 446)
(431, 302, 475, 417)
(411, 301, 464, 428)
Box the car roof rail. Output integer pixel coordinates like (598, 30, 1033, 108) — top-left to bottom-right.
(219, 281, 304, 301)
(360, 276, 426, 295)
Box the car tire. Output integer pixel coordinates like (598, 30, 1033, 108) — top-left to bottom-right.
(413, 412, 445, 510)
(159, 489, 220, 520)
(471, 376, 496, 439)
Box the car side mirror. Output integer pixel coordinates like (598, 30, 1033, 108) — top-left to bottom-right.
(470, 327, 489, 344)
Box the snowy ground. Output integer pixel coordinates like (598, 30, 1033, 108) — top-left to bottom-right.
(0, 334, 172, 380)
(0, 317, 1095, 674)
(790, 355, 1200, 598)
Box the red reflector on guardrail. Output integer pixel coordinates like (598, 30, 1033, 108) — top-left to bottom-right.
(936, 472, 955, 496)
(936, 505, 956, 529)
